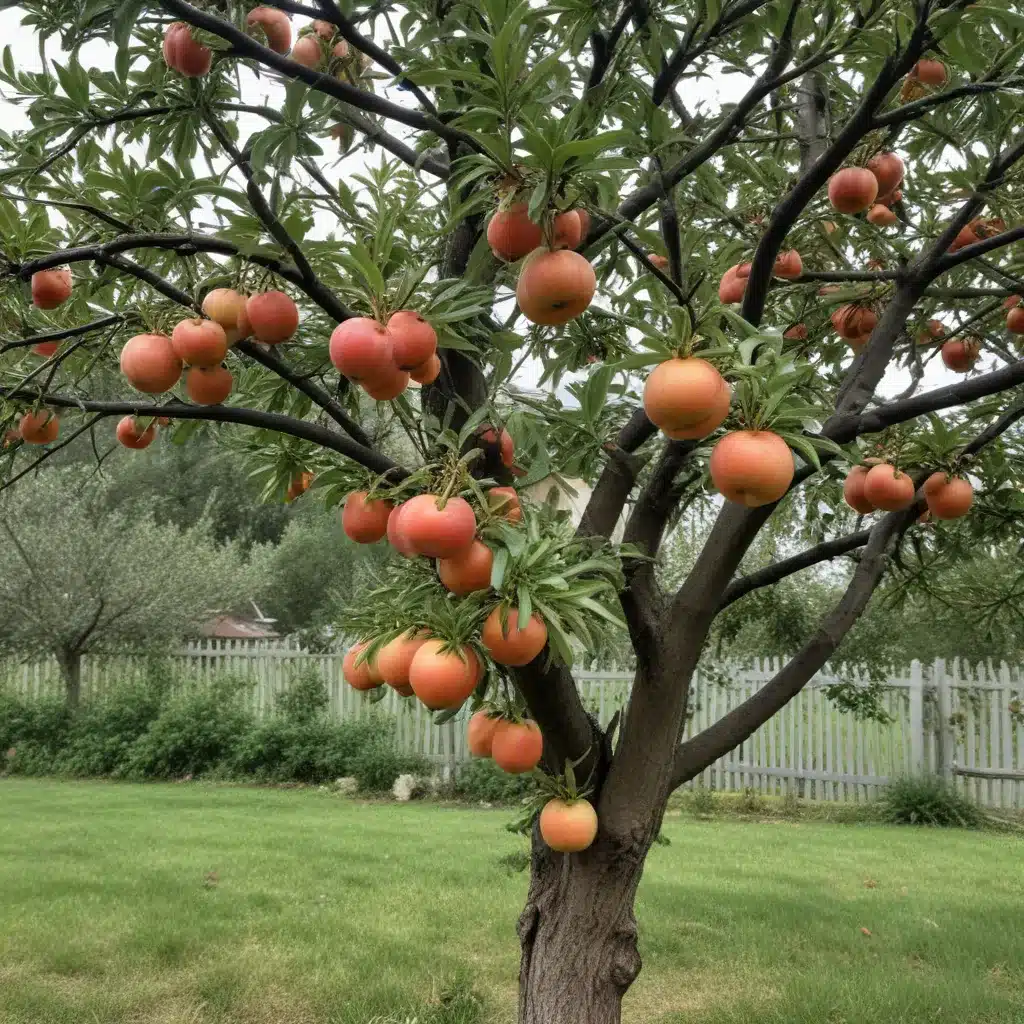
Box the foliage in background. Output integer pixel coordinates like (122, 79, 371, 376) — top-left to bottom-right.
(877, 774, 987, 828)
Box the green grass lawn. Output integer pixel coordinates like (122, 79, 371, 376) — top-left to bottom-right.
(1, 780, 1023, 1024)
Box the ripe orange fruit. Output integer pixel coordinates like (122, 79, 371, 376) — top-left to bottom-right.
(343, 643, 380, 691)
(491, 720, 543, 774)
(19, 410, 58, 444)
(831, 304, 877, 340)
(186, 365, 233, 405)
(866, 204, 898, 227)
(827, 167, 879, 214)
(120, 334, 182, 394)
(539, 798, 598, 853)
(862, 464, 914, 511)
(1006, 307, 1024, 334)
(408, 641, 479, 709)
(467, 710, 502, 757)
(487, 486, 522, 523)
(247, 6, 292, 53)
(480, 425, 515, 468)
(171, 318, 229, 367)
(32, 342, 58, 357)
(409, 355, 441, 385)
(30, 268, 72, 309)
(329, 317, 392, 379)
(913, 59, 947, 86)
(643, 357, 728, 432)
(285, 471, 313, 502)
(481, 607, 547, 666)
(709, 431, 794, 507)
(401, 494, 477, 558)
(377, 633, 429, 687)
(661, 384, 730, 440)
(923, 473, 973, 520)
(388, 310, 437, 370)
(772, 250, 802, 279)
(247, 291, 298, 344)
(843, 466, 875, 514)
(386, 502, 418, 558)
(718, 264, 746, 304)
(438, 540, 494, 595)
(783, 323, 808, 341)
(342, 491, 394, 543)
(941, 338, 980, 372)
(202, 288, 248, 338)
(516, 249, 596, 326)
(576, 209, 591, 239)
(290, 34, 322, 69)
(916, 319, 945, 345)
(866, 152, 904, 196)
(552, 210, 582, 250)
(487, 204, 542, 261)
(362, 366, 409, 400)
(162, 22, 212, 77)
(313, 19, 335, 39)
(648, 253, 670, 271)
(116, 415, 155, 450)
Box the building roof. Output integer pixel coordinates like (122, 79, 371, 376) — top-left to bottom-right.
(200, 614, 280, 640)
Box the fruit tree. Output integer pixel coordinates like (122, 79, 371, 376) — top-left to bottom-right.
(2, 1, 1024, 1020)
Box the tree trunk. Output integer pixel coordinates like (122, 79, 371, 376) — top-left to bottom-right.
(518, 830, 648, 1024)
(57, 648, 82, 709)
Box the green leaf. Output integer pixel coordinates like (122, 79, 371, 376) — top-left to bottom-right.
(490, 546, 509, 591)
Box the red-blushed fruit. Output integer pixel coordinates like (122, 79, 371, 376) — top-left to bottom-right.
(718, 265, 746, 304)
(408, 640, 479, 709)
(202, 288, 247, 336)
(171, 318, 229, 367)
(661, 383, 731, 440)
(333, 39, 349, 59)
(913, 59, 947, 86)
(784, 323, 808, 341)
(487, 203, 542, 260)
(481, 426, 515, 468)
(481, 607, 548, 666)
(491, 720, 543, 774)
(924, 473, 973, 520)
(31, 268, 72, 310)
(386, 502, 418, 558)
(247, 291, 298, 344)
(539, 798, 598, 853)
(1004, 295, 1021, 310)
(773, 250, 803, 279)
(120, 334, 182, 394)
(247, 6, 292, 52)
(377, 633, 429, 687)
(876, 187, 903, 208)
(19, 410, 58, 444)
(409, 355, 441, 385)
(186, 365, 233, 405)
(916, 319, 945, 345)
(843, 465, 875, 514)
(343, 643, 380, 691)
(709, 431, 794, 508)
(576, 209, 591, 239)
(388, 310, 437, 370)
(831, 304, 878, 340)
(2, 428, 19, 448)
(235, 302, 252, 343)
(286, 471, 313, 502)
(329, 317, 392, 380)
(116, 416, 155, 450)
(32, 342, 58, 357)
(867, 204, 898, 227)
(362, 367, 410, 401)
(162, 22, 212, 77)
(487, 486, 522, 523)
(401, 494, 477, 558)
(1006, 307, 1024, 334)
(313, 19, 336, 39)
(643, 357, 727, 431)
(438, 540, 494, 596)
(948, 217, 1005, 253)
(866, 152, 904, 196)
(862, 463, 914, 511)
(735, 263, 752, 279)
(552, 210, 582, 250)
(648, 253, 670, 271)
(290, 34, 322, 69)
(517, 249, 596, 326)
(827, 167, 879, 214)
(941, 338, 980, 372)
(467, 710, 502, 757)
(342, 490, 393, 544)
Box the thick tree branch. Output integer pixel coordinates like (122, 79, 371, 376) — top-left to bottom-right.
(934, 224, 1024, 273)
(0, 316, 124, 355)
(872, 77, 1024, 128)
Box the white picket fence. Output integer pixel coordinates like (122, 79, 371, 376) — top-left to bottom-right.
(2, 641, 1022, 806)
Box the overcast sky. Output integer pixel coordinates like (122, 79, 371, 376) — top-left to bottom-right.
(0, 6, 975, 403)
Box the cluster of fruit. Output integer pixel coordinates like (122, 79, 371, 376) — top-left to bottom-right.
(487, 204, 597, 326)
(844, 463, 973, 520)
(827, 151, 904, 220)
(329, 311, 440, 400)
(718, 249, 803, 304)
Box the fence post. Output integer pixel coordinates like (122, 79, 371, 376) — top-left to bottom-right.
(934, 657, 953, 781)
(908, 659, 924, 775)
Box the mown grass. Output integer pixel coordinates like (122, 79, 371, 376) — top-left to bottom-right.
(1, 779, 1023, 1023)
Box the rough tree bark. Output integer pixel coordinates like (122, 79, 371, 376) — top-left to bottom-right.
(57, 647, 82, 709)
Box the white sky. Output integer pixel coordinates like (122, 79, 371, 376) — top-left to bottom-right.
(0, 7, 975, 405)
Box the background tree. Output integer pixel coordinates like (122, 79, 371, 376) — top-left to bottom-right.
(0, 468, 256, 705)
(1, 1, 1023, 1021)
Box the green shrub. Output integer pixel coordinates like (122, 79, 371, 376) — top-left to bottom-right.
(877, 774, 986, 828)
(0, 689, 71, 775)
(122, 676, 255, 779)
(350, 740, 431, 793)
(274, 670, 330, 722)
(688, 784, 717, 817)
(453, 758, 537, 805)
